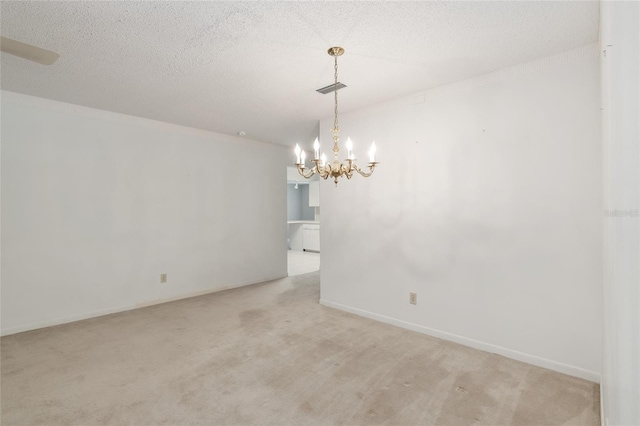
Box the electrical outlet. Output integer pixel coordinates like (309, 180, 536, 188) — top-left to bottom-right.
(160, 273, 167, 283)
(409, 292, 417, 305)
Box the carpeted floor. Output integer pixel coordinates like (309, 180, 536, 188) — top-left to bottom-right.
(1, 271, 599, 425)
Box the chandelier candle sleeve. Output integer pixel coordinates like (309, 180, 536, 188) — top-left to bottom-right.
(346, 138, 354, 160)
(295, 144, 301, 164)
(292, 46, 379, 186)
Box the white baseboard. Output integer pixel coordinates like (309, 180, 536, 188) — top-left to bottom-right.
(1, 274, 286, 337)
(319, 298, 600, 383)
(1, 303, 139, 337)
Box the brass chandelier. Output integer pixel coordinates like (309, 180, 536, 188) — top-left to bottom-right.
(294, 47, 378, 186)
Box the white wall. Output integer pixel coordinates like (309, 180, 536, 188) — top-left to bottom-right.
(287, 184, 315, 221)
(287, 184, 302, 220)
(319, 44, 602, 381)
(600, 2, 640, 425)
(299, 185, 315, 221)
(1, 91, 288, 335)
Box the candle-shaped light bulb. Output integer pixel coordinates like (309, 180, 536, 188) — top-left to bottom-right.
(369, 141, 377, 163)
(321, 153, 327, 167)
(300, 150, 306, 167)
(346, 137, 354, 160)
(313, 138, 320, 160)
(294, 144, 301, 164)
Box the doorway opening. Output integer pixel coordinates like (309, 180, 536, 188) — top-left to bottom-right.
(286, 166, 320, 276)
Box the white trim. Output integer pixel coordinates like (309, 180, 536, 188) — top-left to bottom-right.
(319, 298, 601, 383)
(1, 274, 286, 337)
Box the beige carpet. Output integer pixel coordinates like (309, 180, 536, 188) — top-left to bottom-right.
(1, 271, 599, 425)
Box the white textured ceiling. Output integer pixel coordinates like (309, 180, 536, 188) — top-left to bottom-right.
(1, 1, 599, 146)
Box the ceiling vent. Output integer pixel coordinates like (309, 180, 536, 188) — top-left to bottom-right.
(316, 82, 347, 94)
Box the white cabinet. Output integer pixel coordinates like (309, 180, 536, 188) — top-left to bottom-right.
(289, 223, 304, 251)
(309, 181, 320, 207)
(302, 224, 320, 252)
(289, 222, 320, 252)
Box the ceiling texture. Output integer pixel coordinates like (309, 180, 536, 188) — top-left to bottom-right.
(1, 1, 599, 147)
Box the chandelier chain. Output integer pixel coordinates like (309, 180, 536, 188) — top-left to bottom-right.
(334, 54, 339, 131)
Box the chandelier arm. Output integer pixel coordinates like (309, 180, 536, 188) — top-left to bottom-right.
(296, 165, 316, 179)
(311, 160, 330, 180)
(340, 163, 354, 180)
(316, 166, 329, 180)
(353, 163, 379, 178)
